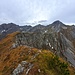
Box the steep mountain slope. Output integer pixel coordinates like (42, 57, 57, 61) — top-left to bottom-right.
(0, 32, 75, 75)
(14, 21, 75, 67)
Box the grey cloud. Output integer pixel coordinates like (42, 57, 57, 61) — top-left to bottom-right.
(0, 0, 75, 25)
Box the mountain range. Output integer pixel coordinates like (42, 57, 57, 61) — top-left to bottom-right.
(0, 20, 75, 75)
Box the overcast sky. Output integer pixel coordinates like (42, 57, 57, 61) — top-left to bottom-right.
(0, 0, 75, 26)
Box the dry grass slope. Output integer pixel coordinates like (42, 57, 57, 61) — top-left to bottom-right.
(0, 32, 75, 75)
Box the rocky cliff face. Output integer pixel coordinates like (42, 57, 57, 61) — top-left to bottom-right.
(13, 21, 75, 67)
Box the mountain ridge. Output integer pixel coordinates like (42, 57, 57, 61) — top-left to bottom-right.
(0, 20, 74, 36)
(0, 20, 75, 67)
(0, 32, 75, 75)
(0, 20, 75, 75)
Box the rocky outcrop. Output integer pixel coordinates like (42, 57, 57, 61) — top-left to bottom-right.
(13, 61, 33, 75)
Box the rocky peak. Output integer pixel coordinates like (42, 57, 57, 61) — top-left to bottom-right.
(50, 20, 65, 32)
(28, 24, 45, 32)
(33, 24, 45, 28)
(0, 23, 19, 30)
(52, 20, 65, 26)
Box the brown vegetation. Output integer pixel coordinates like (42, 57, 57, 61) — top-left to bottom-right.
(0, 32, 75, 75)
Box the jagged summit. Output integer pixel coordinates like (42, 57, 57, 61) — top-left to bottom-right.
(49, 20, 66, 32)
(52, 20, 65, 26)
(33, 24, 46, 28)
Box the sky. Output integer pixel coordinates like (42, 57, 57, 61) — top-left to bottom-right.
(0, 0, 75, 26)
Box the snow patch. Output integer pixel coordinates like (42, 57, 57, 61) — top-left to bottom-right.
(49, 43, 51, 47)
(52, 47, 53, 49)
(1, 30, 6, 33)
(45, 30, 47, 33)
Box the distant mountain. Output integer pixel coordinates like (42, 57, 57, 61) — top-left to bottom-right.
(0, 23, 32, 40)
(28, 24, 45, 32)
(51, 20, 65, 25)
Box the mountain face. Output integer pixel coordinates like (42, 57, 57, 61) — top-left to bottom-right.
(0, 32, 75, 75)
(13, 20, 75, 67)
(0, 23, 32, 40)
(0, 20, 75, 75)
(15, 33, 75, 66)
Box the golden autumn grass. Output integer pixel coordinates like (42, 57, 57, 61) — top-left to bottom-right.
(0, 32, 75, 75)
